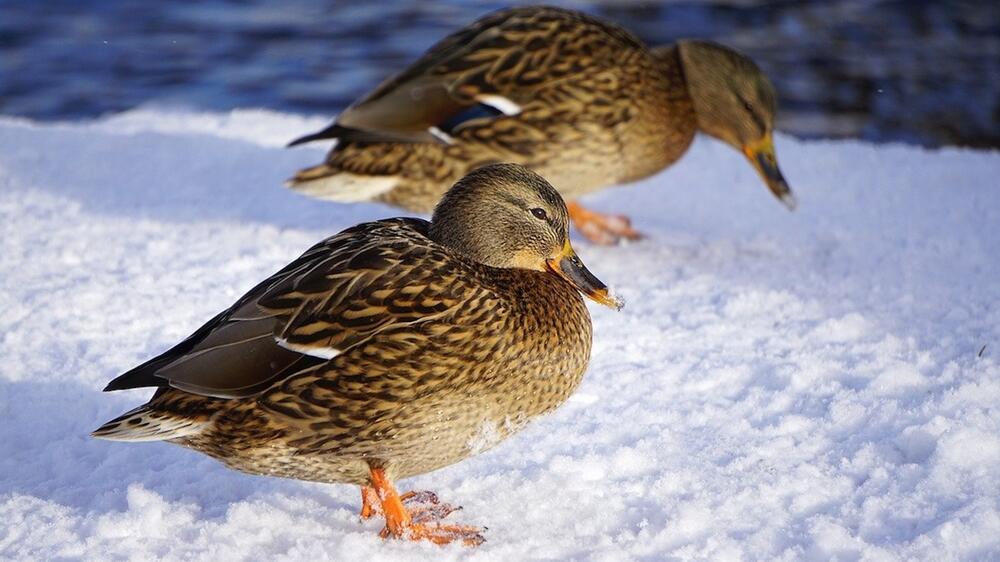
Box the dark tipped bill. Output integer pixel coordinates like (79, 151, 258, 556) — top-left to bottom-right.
(743, 132, 797, 210)
(546, 241, 624, 310)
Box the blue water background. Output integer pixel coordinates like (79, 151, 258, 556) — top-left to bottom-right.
(1, 0, 997, 147)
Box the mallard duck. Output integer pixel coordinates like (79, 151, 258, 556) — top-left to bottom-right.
(287, 6, 794, 245)
(93, 163, 622, 546)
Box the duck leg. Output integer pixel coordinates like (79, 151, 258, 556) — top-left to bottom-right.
(368, 466, 485, 546)
(567, 201, 643, 245)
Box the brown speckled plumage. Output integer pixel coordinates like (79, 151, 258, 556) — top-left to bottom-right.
(94, 164, 619, 544)
(173, 232, 592, 484)
(287, 6, 793, 244)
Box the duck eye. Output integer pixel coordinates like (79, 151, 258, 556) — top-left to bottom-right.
(743, 100, 754, 113)
(530, 208, 548, 220)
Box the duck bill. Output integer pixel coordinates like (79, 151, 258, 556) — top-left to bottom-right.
(545, 241, 624, 310)
(743, 132, 797, 210)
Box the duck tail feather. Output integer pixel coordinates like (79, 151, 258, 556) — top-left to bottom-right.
(287, 123, 345, 147)
(92, 406, 207, 442)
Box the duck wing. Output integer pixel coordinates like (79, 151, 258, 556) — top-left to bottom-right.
(103, 219, 483, 399)
(287, 7, 649, 146)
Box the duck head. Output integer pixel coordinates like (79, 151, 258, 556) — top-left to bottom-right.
(674, 40, 795, 209)
(429, 163, 623, 310)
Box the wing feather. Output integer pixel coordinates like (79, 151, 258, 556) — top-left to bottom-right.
(105, 219, 481, 399)
(300, 7, 649, 144)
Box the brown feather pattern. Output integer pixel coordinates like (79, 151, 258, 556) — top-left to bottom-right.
(288, 6, 696, 211)
(98, 217, 593, 485)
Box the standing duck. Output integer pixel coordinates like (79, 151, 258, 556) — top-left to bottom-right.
(93, 163, 622, 546)
(287, 6, 794, 245)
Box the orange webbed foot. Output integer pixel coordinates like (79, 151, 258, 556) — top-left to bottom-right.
(568, 201, 644, 245)
(367, 468, 485, 546)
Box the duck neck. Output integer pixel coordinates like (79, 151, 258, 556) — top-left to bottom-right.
(651, 44, 688, 93)
(428, 216, 514, 270)
(654, 43, 703, 118)
(630, 44, 697, 177)
(670, 41, 721, 141)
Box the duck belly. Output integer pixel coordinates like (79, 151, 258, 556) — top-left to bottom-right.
(171, 379, 577, 486)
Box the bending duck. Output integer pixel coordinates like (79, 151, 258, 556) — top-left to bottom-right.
(288, 5, 794, 244)
(94, 163, 622, 546)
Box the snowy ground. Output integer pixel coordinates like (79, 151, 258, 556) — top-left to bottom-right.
(1, 109, 998, 561)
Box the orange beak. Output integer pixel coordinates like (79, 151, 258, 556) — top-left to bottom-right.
(742, 132, 796, 210)
(545, 240, 624, 310)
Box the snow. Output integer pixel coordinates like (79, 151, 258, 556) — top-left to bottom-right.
(1, 108, 999, 561)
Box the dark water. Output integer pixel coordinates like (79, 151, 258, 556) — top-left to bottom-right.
(1, 0, 997, 148)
